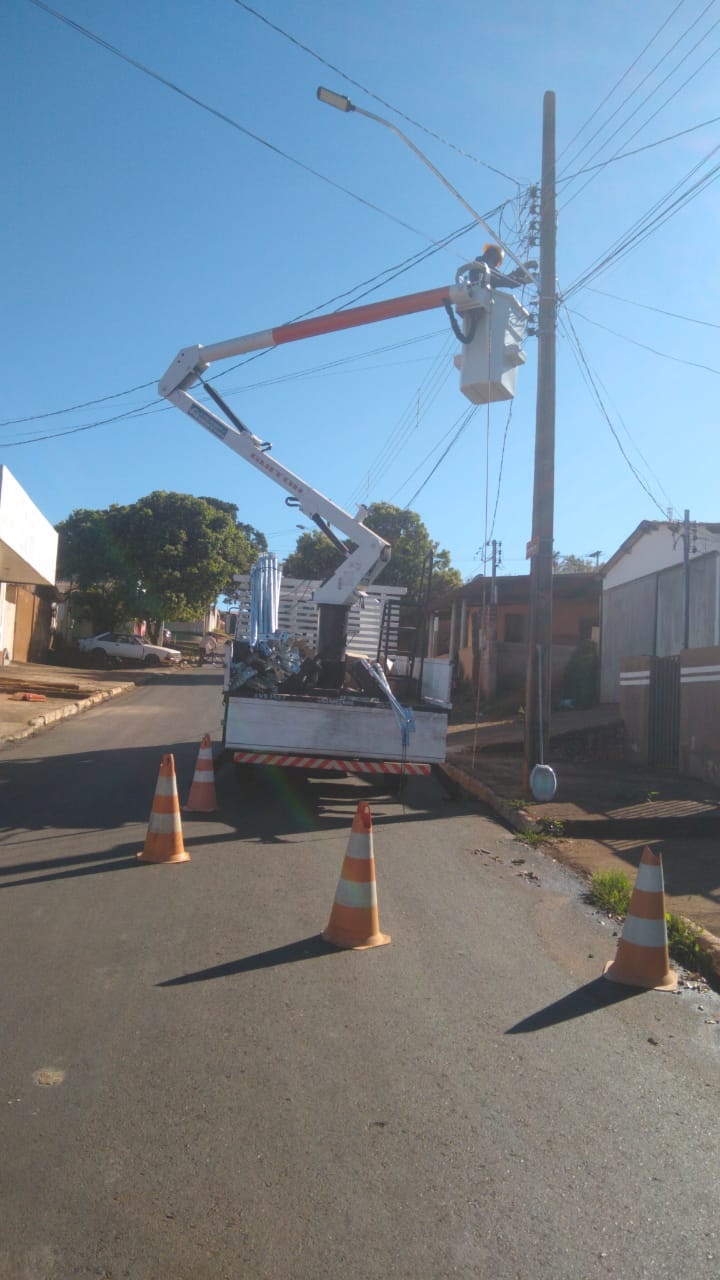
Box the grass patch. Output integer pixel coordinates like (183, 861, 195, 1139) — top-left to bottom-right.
(521, 818, 566, 846)
(665, 913, 708, 974)
(586, 869, 712, 977)
(585, 869, 632, 917)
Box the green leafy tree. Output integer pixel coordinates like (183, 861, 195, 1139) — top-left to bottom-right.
(282, 502, 461, 601)
(57, 492, 264, 639)
(282, 530, 345, 581)
(553, 553, 601, 574)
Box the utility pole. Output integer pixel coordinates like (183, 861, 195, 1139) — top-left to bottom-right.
(488, 538, 501, 604)
(523, 91, 557, 789)
(671, 509, 696, 650)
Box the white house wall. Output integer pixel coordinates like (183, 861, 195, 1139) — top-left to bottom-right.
(601, 546, 720, 702)
(0, 467, 58, 587)
(604, 525, 720, 590)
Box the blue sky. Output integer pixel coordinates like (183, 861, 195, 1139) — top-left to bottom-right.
(4, 0, 720, 582)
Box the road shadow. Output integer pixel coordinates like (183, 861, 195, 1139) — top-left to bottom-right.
(0, 746, 466, 846)
(0, 841, 142, 888)
(506, 976, 644, 1033)
(158, 934, 339, 986)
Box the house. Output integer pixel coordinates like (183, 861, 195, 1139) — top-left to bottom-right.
(430, 571, 602, 705)
(600, 519, 720, 702)
(601, 519, 720, 780)
(0, 467, 58, 663)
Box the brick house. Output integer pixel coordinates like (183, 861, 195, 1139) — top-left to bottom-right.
(429, 571, 602, 705)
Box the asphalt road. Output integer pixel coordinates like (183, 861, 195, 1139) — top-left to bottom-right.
(1, 671, 719, 1279)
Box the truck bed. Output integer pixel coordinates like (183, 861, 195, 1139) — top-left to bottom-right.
(223, 690, 447, 764)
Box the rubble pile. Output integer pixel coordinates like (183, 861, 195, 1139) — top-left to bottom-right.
(227, 633, 304, 695)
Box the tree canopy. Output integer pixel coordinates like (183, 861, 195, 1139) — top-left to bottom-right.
(282, 502, 462, 601)
(57, 491, 266, 637)
(553, 553, 602, 574)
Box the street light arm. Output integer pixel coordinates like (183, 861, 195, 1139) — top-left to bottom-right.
(316, 86, 537, 288)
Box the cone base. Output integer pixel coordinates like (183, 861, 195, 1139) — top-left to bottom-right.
(183, 802, 217, 813)
(137, 849, 191, 864)
(603, 958, 677, 992)
(321, 928, 391, 951)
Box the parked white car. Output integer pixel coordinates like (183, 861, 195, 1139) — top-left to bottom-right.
(78, 632, 182, 666)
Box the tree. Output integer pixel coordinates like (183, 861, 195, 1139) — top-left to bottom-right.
(553, 553, 602, 574)
(282, 530, 345, 582)
(282, 502, 462, 601)
(57, 492, 265, 639)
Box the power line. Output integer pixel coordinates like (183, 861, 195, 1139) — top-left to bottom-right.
(558, 0, 689, 164)
(559, 0, 715, 176)
(0, 379, 156, 428)
(557, 110, 720, 184)
(230, 0, 524, 186)
(566, 307, 720, 377)
(564, 140, 720, 297)
(26, 0, 447, 243)
(585, 286, 720, 329)
(561, 14, 720, 209)
(559, 311, 671, 516)
(2, 215, 483, 436)
(404, 406, 479, 509)
(346, 338, 456, 508)
(487, 402, 515, 543)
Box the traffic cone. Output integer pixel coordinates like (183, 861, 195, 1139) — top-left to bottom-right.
(137, 754, 190, 864)
(184, 733, 217, 812)
(603, 847, 677, 990)
(322, 801, 390, 949)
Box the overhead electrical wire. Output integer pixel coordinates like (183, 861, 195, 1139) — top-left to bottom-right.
(2, 213, 491, 441)
(558, 0, 689, 164)
(560, 16, 720, 210)
(564, 138, 720, 298)
(26, 0, 450, 244)
(559, 0, 715, 176)
(230, 0, 524, 186)
(566, 307, 720, 377)
(346, 337, 456, 509)
(487, 402, 515, 544)
(585, 286, 720, 329)
(21, 2, 524, 449)
(402, 406, 479, 510)
(559, 310, 672, 517)
(557, 110, 720, 185)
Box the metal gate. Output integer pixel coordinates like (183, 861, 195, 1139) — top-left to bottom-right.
(648, 655, 680, 769)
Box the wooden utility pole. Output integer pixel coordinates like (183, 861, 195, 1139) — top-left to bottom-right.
(523, 92, 557, 788)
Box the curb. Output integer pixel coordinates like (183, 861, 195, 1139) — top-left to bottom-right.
(439, 761, 541, 837)
(439, 762, 720, 988)
(2, 683, 134, 745)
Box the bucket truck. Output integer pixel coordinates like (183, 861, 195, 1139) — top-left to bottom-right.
(159, 261, 529, 781)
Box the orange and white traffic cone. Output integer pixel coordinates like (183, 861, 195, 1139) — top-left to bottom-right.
(137, 754, 190, 864)
(603, 846, 677, 990)
(184, 733, 217, 812)
(322, 801, 390, 950)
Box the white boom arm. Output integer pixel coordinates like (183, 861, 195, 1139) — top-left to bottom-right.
(161, 385, 388, 605)
(158, 280, 501, 606)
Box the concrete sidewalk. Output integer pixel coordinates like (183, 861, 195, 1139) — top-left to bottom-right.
(0, 660, 141, 743)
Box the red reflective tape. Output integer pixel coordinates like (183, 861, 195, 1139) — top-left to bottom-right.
(232, 751, 431, 774)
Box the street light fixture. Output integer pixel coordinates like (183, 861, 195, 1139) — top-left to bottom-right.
(316, 86, 535, 286)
